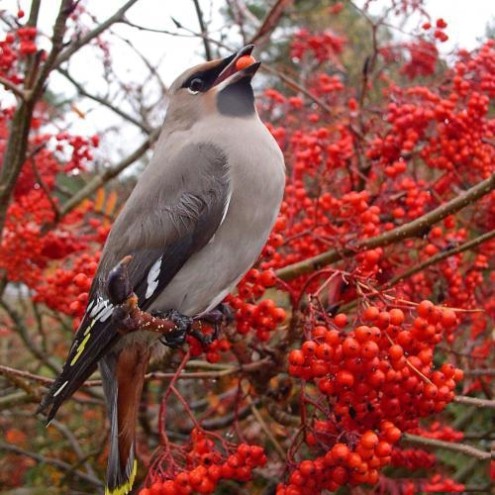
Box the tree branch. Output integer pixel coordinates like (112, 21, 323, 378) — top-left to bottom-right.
(0, 0, 73, 242)
(249, 0, 293, 47)
(276, 173, 495, 281)
(58, 68, 153, 133)
(454, 395, 495, 409)
(0, 441, 103, 487)
(384, 228, 495, 288)
(402, 433, 491, 461)
(0, 76, 27, 99)
(50, 419, 97, 479)
(53, 0, 140, 70)
(0, 299, 61, 374)
(192, 0, 212, 60)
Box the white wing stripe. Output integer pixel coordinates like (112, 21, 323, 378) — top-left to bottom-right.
(53, 380, 68, 397)
(98, 304, 114, 322)
(145, 258, 162, 299)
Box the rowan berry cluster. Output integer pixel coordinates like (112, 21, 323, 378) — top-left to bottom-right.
(281, 302, 463, 491)
(0, 25, 37, 83)
(139, 429, 266, 495)
(34, 252, 100, 323)
(277, 426, 399, 494)
(187, 329, 231, 363)
(16, 26, 37, 56)
(290, 28, 345, 64)
(0, 87, 104, 320)
(228, 268, 287, 341)
(422, 474, 465, 493)
(414, 421, 464, 441)
(390, 447, 436, 470)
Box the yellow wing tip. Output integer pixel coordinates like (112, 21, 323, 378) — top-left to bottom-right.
(105, 459, 138, 495)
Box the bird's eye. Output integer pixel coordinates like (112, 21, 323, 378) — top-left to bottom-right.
(188, 78, 204, 95)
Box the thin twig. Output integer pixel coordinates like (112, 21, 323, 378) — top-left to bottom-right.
(249, 0, 293, 47)
(0, 76, 26, 99)
(384, 229, 495, 288)
(0, 300, 61, 374)
(464, 369, 495, 377)
(454, 395, 495, 409)
(262, 64, 333, 114)
(0, 441, 103, 487)
(192, 0, 212, 60)
(53, 0, 140, 69)
(402, 433, 491, 461)
(58, 68, 153, 133)
(50, 420, 97, 479)
(247, 395, 286, 459)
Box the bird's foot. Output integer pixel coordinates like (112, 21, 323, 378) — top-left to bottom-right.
(199, 302, 234, 325)
(191, 302, 233, 344)
(156, 309, 193, 348)
(189, 325, 218, 346)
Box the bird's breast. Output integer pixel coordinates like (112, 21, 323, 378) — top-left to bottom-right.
(150, 116, 285, 316)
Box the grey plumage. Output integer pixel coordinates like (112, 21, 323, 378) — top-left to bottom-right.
(37, 45, 285, 495)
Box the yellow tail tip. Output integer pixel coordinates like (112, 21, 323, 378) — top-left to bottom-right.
(105, 459, 138, 495)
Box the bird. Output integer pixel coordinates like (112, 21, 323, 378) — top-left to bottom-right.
(37, 44, 285, 495)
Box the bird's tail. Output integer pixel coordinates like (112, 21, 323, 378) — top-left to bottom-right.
(99, 345, 150, 495)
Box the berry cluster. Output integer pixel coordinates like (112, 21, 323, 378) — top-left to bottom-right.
(390, 447, 436, 470)
(16, 26, 37, 56)
(290, 28, 345, 64)
(228, 268, 287, 341)
(277, 426, 399, 494)
(283, 302, 463, 490)
(187, 327, 231, 363)
(34, 252, 100, 326)
(140, 430, 266, 495)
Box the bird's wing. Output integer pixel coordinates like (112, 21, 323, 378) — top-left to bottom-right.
(38, 142, 231, 421)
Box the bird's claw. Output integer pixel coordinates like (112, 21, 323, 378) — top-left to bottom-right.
(157, 309, 193, 348)
(191, 302, 232, 345)
(200, 303, 234, 325)
(189, 325, 219, 346)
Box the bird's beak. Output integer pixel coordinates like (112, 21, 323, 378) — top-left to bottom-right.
(212, 45, 261, 88)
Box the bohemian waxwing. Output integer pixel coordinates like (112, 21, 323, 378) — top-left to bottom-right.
(38, 45, 285, 494)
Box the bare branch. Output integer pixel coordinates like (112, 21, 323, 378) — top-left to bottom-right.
(0, 391, 37, 410)
(192, 0, 212, 60)
(0, 76, 27, 99)
(402, 433, 491, 461)
(228, 0, 260, 27)
(50, 420, 98, 479)
(58, 68, 153, 133)
(0, 441, 103, 487)
(454, 395, 495, 409)
(53, 0, 140, 70)
(249, 0, 293, 47)
(384, 228, 495, 288)
(0, 299, 61, 374)
(261, 64, 333, 114)
(464, 369, 495, 377)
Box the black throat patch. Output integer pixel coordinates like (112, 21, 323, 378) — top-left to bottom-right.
(217, 77, 255, 117)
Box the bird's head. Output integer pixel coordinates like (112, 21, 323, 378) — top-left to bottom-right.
(166, 45, 261, 126)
